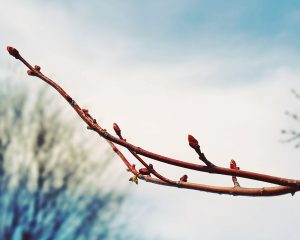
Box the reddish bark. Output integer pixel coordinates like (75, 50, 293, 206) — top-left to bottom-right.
(7, 46, 300, 197)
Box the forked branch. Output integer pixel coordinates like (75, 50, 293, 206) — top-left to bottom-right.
(7, 46, 300, 197)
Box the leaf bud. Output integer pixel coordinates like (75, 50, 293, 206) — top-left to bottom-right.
(188, 134, 200, 150)
(7, 46, 20, 59)
(113, 123, 121, 137)
(180, 174, 188, 182)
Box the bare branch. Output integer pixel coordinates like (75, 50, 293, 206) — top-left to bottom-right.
(6, 46, 300, 197)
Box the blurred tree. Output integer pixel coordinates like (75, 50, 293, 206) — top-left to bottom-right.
(281, 89, 300, 148)
(0, 81, 130, 240)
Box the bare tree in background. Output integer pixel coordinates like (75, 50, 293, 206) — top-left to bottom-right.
(281, 89, 300, 148)
(0, 81, 130, 240)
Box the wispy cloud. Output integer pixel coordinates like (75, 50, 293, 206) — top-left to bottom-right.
(1, 1, 300, 239)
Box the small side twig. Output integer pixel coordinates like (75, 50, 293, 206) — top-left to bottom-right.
(230, 159, 240, 187)
(188, 134, 215, 167)
(113, 123, 178, 185)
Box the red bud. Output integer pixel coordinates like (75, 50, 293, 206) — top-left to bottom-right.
(180, 174, 188, 182)
(34, 65, 41, 71)
(139, 167, 151, 175)
(7, 46, 20, 59)
(230, 159, 240, 170)
(188, 134, 200, 150)
(113, 123, 122, 137)
(27, 70, 35, 76)
(230, 160, 236, 169)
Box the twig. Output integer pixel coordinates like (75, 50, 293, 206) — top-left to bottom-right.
(7, 46, 300, 197)
(230, 159, 240, 187)
(188, 134, 214, 167)
(113, 123, 178, 185)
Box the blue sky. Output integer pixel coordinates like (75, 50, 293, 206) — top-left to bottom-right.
(50, 1, 300, 45)
(1, 1, 300, 240)
(33, 0, 300, 88)
(48, 0, 300, 54)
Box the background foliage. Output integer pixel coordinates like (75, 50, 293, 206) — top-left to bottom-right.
(0, 80, 130, 240)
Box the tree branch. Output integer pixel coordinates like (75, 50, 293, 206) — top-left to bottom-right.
(7, 46, 300, 197)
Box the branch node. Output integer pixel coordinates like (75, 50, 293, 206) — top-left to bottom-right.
(260, 187, 266, 196)
(127, 164, 136, 172)
(134, 146, 141, 153)
(27, 70, 36, 76)
(129, 175, 138, 185)
(102, 129, 109, 137)
(34, 65, 41, 71)
(179, 174, 188, 182)
(82, 108, 95, 122)
(65, 95, 75, 105)
(82, 108, 90, 118)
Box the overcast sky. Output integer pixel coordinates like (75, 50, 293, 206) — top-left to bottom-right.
(1, 1, 300, 239)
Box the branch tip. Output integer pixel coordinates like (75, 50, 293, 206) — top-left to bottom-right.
(7, 46, 20, 59)
(188, 134, 214, 167)
(188, 134, 200, 150)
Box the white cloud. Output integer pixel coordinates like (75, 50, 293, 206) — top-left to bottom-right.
(1, 1, 300, 239)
